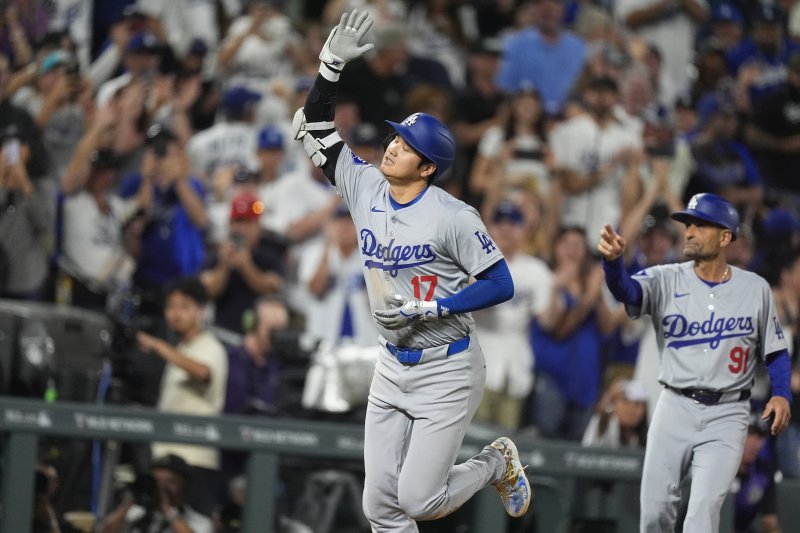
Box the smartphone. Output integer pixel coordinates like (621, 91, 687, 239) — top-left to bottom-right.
(3, 139, 20, 165)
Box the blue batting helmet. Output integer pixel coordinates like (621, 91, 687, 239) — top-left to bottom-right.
(671, 193, 740, 240)
(385, 113, 455, 179)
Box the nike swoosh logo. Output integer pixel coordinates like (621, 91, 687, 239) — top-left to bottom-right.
(674, 292, 690, 298)
(371, 206, 385, 213)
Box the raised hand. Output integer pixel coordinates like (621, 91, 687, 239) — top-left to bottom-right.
(319, 10, 374, 68)
(597, 223, 626, 262)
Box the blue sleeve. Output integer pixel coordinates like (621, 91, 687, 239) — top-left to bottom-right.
(602, 257, 643, 306)
(119, 173, 143, 199)
(732, 143, 762, 186)
(436, 259, 514, 316)
(766, 349, 792, 403)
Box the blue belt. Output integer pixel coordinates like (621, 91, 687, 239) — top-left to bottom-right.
(384, 336, 471, 365)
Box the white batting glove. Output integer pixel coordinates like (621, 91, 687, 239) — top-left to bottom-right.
(373, 295, 439, 330)
(319, 10, 374, 69)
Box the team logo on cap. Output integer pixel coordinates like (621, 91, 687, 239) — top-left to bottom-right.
(687, 195, 700, 210)
(402, 113, 420, 126)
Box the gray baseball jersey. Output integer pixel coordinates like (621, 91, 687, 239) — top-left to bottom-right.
(627, 262, 787, 391)
(334, 145, 503, 348)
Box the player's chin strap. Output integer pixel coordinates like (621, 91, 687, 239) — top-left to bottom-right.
(292, 107, 343, 168)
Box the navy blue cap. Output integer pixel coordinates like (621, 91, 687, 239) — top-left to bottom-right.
(257, 125, 284, 150)
(222, 86, 262, 114)
(188, 38, 208, 57)
(126, 31, 160, 53)
(763, 208, 800, 235)
(492, 201, 524, 225)
(712, 3, 743, 23)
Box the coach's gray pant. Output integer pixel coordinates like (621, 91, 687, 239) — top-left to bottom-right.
(362, 340, 505, 532)
(640, 388, 749, 533)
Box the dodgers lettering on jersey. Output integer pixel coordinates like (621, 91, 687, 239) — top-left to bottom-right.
(360, 229, 437, 275)
(627, 262, 787, 391)
(335, 145, 504, 348)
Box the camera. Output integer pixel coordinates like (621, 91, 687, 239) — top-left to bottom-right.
(145, 124, 176, 159)
(129, 473, 159, 514)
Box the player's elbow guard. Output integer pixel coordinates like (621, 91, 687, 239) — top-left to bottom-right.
(292, 107, 342, 168)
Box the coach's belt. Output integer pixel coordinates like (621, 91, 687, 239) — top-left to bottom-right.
(666, 385, 751, 406)
(381, 336, 470, 365)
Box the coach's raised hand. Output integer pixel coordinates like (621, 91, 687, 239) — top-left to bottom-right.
(320, 10, 374, 69)
(597, 224, 626, 262)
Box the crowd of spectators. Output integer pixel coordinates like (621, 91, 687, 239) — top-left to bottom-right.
(3, 0, 800, 530)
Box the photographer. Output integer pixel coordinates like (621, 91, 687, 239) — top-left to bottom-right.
(101, 454, 213, 533)
(200, 192, 283, 334)
(224, 297, 288, 416)
(0, 126, 49, 299)
(137, 277, 227, 516)
(120, 125, 207, 296)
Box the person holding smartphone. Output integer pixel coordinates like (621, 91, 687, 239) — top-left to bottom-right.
(200, 191, 284, 333)
(0, 127, 49, 299)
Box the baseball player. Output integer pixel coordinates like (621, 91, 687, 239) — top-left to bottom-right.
(597, 192, 792, 532)
(292, 10, 531, 531)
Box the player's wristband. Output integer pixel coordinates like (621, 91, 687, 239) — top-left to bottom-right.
(319, 62, 341, 82)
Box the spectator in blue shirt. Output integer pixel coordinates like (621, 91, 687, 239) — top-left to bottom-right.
(120, 124, 207, 298)
(727, 4, 800, 109)
(496, 0, 586, 117)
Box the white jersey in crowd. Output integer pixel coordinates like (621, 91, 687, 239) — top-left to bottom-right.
(298, 240, 378, 347)
(187, 121, 257, 185)
(61, 192, 139, 285)
(476, 126, 550, 194)
(221, 13, 297, 80)
(615, 0, 708, 96)
(549, 113, 642, 238)
(153, 331, 228, 470)
(258, 170, 336, 236)
(629, 262, 787, 391)
(335, 146, 504, 348)
(474, 254, 553, 398)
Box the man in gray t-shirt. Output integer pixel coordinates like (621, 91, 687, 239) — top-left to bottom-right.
(598, 192, 792, 532)
(291, 10, 532, 530)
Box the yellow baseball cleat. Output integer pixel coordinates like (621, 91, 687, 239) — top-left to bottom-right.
(490, 437, 532, 517)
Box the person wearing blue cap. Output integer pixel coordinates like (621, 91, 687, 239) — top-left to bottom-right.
(473, 201, 554, 431)
(95, 31, 161, 107)
(186, 85, 261, 186)
(710, 3, 744, 52)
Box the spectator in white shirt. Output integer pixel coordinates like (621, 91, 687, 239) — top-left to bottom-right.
(299, 204, 377, 347)
(137, 277, 228, 516)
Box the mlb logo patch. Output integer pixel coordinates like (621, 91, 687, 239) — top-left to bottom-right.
(351, 153, 369, 165)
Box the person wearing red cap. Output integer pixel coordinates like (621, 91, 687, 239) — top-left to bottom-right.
(200, 191, 284, 333)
